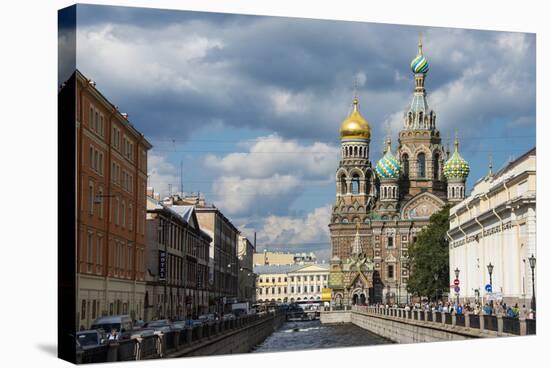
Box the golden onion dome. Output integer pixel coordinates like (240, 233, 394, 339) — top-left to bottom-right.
(340, 97, 371, 139)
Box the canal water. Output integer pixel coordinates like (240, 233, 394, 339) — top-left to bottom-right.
(251, 320, 391, 353)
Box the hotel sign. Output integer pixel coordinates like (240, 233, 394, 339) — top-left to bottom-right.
(159, 250, 167, 281)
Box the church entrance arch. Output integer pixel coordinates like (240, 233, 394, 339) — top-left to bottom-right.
(351, 288, 368, 305)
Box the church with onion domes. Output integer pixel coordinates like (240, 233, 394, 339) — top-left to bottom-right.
(328, 37, 470, 307)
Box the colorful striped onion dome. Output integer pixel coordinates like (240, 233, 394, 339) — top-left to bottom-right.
(444, 137, 470, 180)
(376, 139, 401, 179)
(410, 37, 429, 74)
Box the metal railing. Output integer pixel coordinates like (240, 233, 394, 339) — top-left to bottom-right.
(76, 310, 283, 364)
(350, 305, 535, 337)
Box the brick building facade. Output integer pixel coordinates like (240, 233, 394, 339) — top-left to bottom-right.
(76, 70, 151, 328)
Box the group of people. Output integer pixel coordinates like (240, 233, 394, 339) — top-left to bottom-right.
(374, 300, 535, 319)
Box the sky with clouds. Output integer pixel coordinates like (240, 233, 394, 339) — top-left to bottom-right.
(69, 4, 536, 261)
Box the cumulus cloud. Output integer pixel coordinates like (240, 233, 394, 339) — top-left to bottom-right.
(237, 205, 333, 261)
(147, 153, 180, 197)
(74, 5, 534, 146)
(205, 135, 339, 216)
(258, 206, 332, 247)
(205, 135, 339, 180)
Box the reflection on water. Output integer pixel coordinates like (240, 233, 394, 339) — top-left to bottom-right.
(251, 320, 391, 353)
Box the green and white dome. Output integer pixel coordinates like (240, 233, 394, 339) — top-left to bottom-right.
(410, 38, 429, 74)
(444, 137, 470, 180)
(376, 139, 401, 179)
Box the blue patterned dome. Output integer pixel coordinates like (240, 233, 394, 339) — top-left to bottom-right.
(411, 54, 429, 74)
(444, 138, 470, 180)
(376, 140, 401, 179)
(410, 38, 429, 74)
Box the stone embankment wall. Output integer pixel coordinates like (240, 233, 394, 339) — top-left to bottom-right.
(170, 312, 287, 357)
(320, 306, 520, 344)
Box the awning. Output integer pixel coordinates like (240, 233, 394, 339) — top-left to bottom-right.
(321, 288, 332, 302)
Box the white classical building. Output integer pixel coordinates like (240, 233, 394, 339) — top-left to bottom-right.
(448, 148, 536, 306)
(254, 263, 330, 303)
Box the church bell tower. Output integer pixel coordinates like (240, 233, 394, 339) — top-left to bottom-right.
(330, 94, 376, 259)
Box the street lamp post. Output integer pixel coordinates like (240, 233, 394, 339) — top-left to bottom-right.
(454, 268, 460, 305)
(528, 254, 536, 312)
(487, 262, 494, 287)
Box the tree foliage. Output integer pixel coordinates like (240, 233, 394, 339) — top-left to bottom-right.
(406, 205, 450, 301)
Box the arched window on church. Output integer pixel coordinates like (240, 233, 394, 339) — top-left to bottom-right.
(451, 187, 455, 198)
(433, 152, 440, 180)
(351, 174, 360, 194)
(417, 153, 426, 178)
(402, 154, 409, 177)
(354, 146, 358, 157)
(383, 187, 387, 199)
(392, 187, 396, 198)
(365, 170, 372, 195)
(340, 175, 347, 195)
(418, 112, 424, 128)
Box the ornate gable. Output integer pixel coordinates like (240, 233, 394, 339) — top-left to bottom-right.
(400, 192, 445, 220)
(347, 271, 371, 289)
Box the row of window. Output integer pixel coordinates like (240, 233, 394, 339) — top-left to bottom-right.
(162, 252, 208, 287)
(110, 162, 134, 193)
(86, 180, 145, 235)
(83, 231, 144, 277)
(158, 217, 208, 260)
(400, 152, 441, 179)
(86, 231, 103, 273)
(89, 104, 105, 137)
(111, 196, 134, 231)
(342, 144, 367, 159)
(257, 284, 327, 295)
(87, 181, 104, 218)
(89, 145, 104, 176)
(258, 274, 328, 284)
(80, 299, 138, 322)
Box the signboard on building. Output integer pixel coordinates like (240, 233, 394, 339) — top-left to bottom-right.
(321, 288, 332, 302)
(159, 250, 167, 281)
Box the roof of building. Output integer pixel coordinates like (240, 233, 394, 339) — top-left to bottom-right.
(340, 97, 371, 139)
(146, 196, 212, 241)
(170, 205, 195, 223)
(376, 138, 401, 179)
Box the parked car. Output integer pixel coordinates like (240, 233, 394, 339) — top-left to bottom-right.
(172, 321, 188, 330)
(143, 319, 173, 333)
(222, 313, 235, 321)
(75, 329, 107, 349)
(133, 319, 145, 329)
(190, 320, 203, 327)
(90, 315, 133, 340)
(198, 314, 216, 323)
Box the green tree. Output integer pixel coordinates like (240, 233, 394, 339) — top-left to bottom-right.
(406, 205, 450, 302)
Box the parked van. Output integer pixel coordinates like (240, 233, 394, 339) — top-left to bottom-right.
(90, 315, 133, 340)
